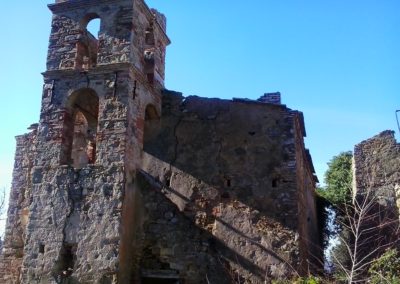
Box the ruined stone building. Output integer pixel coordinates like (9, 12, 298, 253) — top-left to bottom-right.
(352, 131, 400, 262)
(0, 0, 321, 283)
(354, 131, 400, 214)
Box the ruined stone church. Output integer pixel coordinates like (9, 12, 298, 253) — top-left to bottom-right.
(0, 0, 321, 283)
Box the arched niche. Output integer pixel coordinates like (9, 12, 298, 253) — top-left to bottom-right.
(75, 14, 101, 70)
(62, 88, 99, 168)
(143, 104, 160, 149)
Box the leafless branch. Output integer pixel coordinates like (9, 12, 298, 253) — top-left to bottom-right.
(332, 184, 399, 284)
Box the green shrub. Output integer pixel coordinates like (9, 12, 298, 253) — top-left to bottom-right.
(368, 248, 400, 284)
(317, 151, 353, 206)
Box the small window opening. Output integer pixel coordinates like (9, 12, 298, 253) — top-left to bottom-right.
(224, 178, 231, 188)
(248, 131, 256, 136)
(54, 243, 77, 281)
(39, 244, 45, 254)
(272, 178, 279, 188)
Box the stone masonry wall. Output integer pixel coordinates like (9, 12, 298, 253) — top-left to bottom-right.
(47, 0, 169, 88)
(1, 0, 168, 282)
(47, 0, 133, 71)
(136, 171, 233, 283)
(18, 69, 133, 283)
(0, 129, 37, 283)
(354, 131, 400, 206)
(139, 90, 320, 282)
(1, 1, 321, 283)
(353, 130, 400, 251)
(294, 115, 321, 274)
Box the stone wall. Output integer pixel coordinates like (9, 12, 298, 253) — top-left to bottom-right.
(354, 131, 400, 204)
(47, 0, 132, 71)
(0, 0, 168, 282)
(0, 129, 37, 283)
(47, 0, 169, 88)
(0, 0, 320, 283)
(16, 69, 134, 283)
(354, 130, 400, 266)
(136, 171, 232, 283)
(1, 89, 321, 283)
(293, 114, 321, 274)
(139, 91, 320, 282)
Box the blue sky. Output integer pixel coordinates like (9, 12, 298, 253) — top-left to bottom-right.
(0, 1, 399, 225)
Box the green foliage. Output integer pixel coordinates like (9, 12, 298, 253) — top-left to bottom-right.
(317, 151, 353, 205)
(315, 194, 331, 251)
(331, 229, 352, 271)
(368, 249, 400, 284)
(316, 152, 353, 279)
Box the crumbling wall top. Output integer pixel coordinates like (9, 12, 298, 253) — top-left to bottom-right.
(354, 130, 400, 190)
(355, 130, 398, 149)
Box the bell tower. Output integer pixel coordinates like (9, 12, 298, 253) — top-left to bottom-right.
(0, 0, 169, 283)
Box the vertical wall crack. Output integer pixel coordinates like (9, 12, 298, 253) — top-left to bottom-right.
(53, 175, 80, 284)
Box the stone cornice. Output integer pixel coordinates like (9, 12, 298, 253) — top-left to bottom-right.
(42, 63, 162, 93)
(42, 63, 133, 79)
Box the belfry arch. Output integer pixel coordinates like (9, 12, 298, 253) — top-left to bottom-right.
(75, 14, 101, 70)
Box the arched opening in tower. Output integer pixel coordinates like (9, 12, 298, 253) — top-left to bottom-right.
(75, 14, 101, 70)
(62, 88, 99, 168)
(87, 18, 100, 39)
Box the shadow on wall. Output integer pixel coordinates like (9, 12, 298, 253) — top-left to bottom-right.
(134, 91, 322, 281)
(143, 92, 298, 230)
(136, 171, 270, 283)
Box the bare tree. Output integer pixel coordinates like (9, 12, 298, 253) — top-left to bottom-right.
(332, 187, 399, 283)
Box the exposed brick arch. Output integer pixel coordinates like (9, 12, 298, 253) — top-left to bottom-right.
(61, 88, 99, 168)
